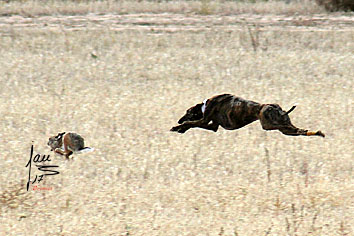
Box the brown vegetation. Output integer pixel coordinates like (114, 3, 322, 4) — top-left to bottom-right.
(315, 0, 354, 11)
(0, 1, 353, 235)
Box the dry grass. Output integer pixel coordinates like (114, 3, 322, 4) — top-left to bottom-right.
(0, 0, 326, 16)
(0, 1, 354, 236)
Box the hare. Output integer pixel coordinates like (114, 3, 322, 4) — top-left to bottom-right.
(48, 132, 94, 159)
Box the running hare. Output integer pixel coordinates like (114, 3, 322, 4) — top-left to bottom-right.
(48, 132, 94, 158)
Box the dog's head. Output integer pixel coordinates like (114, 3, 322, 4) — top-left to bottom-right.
(261, 104, 296, 127)
(47, 132, 65, 151)
(178, 103, 204, 124)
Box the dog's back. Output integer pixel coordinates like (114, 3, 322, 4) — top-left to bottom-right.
(205, 94, 261, 130)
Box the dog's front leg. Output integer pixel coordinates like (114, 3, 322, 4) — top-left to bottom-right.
(171, 119, 217, 133)
(170, 120, 201, 133)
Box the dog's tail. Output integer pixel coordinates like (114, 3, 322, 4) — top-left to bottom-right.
(77, 147, 95, 154)
(285, 103, 299, 115)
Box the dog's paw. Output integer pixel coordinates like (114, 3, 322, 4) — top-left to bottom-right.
(170, 125, 187, 133)
(177, 128, 187, 133)
(170, 126, 180, 132)
(316, 131, 325, 138)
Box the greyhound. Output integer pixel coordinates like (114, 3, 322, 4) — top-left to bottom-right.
(171, 94, 325, 137)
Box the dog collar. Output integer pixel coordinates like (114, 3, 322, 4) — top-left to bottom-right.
(201, 99, 208, 113)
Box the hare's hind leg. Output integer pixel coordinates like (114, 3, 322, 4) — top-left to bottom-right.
(54, 148, 73, 158)
(55, 134, 74, 159)
(54, 148, 65, 156)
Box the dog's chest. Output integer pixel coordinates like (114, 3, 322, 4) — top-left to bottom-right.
(201, 99, 208, 113)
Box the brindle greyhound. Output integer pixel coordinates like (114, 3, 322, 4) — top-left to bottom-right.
(171, 94, 325, 137)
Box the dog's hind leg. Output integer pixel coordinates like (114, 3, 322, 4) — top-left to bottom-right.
(259, 104, 324, 137)
(279, 125, 325, 137)
(280, 128, 325, 137)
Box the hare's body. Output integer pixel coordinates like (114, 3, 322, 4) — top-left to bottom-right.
(48, 132, 93, 158)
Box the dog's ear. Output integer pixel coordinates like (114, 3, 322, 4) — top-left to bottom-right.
(193, 103, 203, 112)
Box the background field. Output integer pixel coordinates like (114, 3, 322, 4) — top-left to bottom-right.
(0, 1, 353, 235)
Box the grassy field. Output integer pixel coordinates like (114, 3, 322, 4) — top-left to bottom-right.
(0, 1, 353, 235)
(0, 0, 326, 16)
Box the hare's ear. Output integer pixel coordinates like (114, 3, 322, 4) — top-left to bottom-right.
(56, 132, 66, 139)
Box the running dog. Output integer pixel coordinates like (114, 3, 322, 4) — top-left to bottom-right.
(48, 132, 94, 158)
(171, 94, 325, 137)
